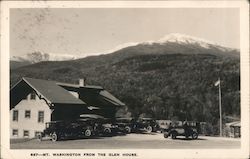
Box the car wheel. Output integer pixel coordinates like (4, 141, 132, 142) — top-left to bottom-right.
(152, 126, 158, 132)
(84, 129, 92, 137)
(163, 133, 169, 138)
(125, 126, 131, 133)
(37, 134, 42, 141)
(171, 132, 177, 139)
(192, 132, 198, 139)
(146, 126, 153, 133)
(104, 128, 111, 134)
(51, 132, 59, 142)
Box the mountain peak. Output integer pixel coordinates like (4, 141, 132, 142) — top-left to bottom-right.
(157, 33, 216, 47)
(152, 33, 235, 52)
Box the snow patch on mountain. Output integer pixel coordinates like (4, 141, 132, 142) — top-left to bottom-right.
(110, 33, 236, 52)
(152, 33, 235, 52)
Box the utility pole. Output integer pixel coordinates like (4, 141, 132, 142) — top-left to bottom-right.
(215, 78, 222, 137)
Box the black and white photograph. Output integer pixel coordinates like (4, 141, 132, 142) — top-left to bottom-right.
(1, 1, 249, 159)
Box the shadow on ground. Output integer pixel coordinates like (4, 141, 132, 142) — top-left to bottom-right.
(10, 138, 35, 144)
(169, 137, 207, 141)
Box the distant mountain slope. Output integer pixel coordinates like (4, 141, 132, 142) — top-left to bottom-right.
(10, 60, 32, 69)
(10, 52, 80, 69)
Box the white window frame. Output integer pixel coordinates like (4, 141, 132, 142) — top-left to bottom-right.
(23, 130, 29, 138)
(13, 110, 18, 121)
(25, 110, 31, 118)
(38, 111, 44, 123)
(30, 91, 36, 100)
(12, 129, 18, 137)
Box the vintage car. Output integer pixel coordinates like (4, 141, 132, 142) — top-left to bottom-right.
(38, 119, 96, 141)
(115, 117, 136, 133)
(163, 123, 198, 139)
(157, 120, 172, 133)
(134, 118, 159, 133)
(101, 122, 120, 135)
(80, 114, 120, 136)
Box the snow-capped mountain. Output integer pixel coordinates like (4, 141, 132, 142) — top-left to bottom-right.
(11, 52, 80, 64)
(104, 33, 238, 55)
(108, 33, 239, 61)
(138, 33, 236, 52)
(11, 33, 239, 69)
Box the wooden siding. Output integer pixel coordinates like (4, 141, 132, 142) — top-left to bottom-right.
(10, 92, 51, 138)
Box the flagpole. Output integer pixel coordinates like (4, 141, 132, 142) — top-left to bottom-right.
(218, 78, 222, 137)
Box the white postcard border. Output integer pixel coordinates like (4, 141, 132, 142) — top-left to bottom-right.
(1, 1, 249, 159)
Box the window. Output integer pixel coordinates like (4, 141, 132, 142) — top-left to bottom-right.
(12, 129, 18, 136)
(25, 110, 31, 118)
(23, 130, 29, 137)
(30, 91, 36, 100)
(13, 110, 18, 121)
(38, 111, 44, 123)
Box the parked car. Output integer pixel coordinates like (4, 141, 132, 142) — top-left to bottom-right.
(134, 118, 159, 133)
(163, 122, 198, 139)
(156, 120, 172, 133)
(102, 122, 119, 135)
(79, 114, 105, 135)
(38, 119, 95, 141)
(80, 114, 120, 136)
(115, 117, 136, 133)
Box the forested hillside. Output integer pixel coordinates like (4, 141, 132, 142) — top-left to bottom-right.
(11, 53, 240, 133)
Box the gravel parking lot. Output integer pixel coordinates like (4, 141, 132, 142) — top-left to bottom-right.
(10, 133, 240, 149)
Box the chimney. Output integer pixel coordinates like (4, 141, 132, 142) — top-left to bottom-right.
(79, 78, 85, 87)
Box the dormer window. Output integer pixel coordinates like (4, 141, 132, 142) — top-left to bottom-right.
(30, 91, 36, 100)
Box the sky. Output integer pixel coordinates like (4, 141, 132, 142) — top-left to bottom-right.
(10, 8, 239, 57)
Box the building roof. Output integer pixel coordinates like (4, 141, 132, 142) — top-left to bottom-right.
(99, 90, 125, 106)
(59, 82, 125, 107)
(11, 77, 85, 108)
(11, 77, 125, 109)
(78, 87, 125, 107)
(57, 82, 103, 92)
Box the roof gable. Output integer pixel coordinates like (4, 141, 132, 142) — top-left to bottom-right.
(11, 77, 85, 108)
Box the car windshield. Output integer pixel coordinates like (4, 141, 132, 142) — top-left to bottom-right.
(46, 123, 56, 128)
